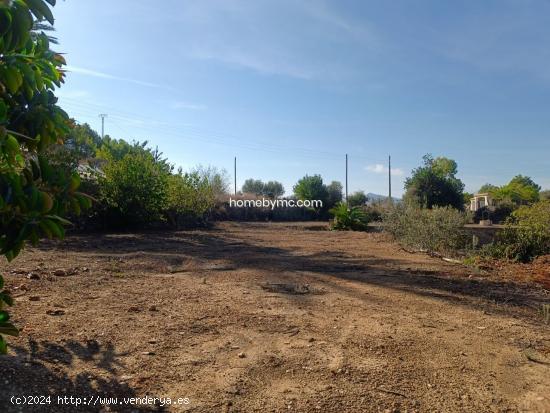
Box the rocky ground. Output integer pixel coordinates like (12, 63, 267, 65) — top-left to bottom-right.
(1, 222, 549, 412)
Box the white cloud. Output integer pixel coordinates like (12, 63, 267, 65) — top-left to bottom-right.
(65, 66, 171, 89)
(170, 101, 207, 111)
(172, 0, 379, 80)
(366, 164, 404, 176)
(56, 89, 91, 99)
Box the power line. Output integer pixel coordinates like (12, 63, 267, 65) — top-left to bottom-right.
(60, 97, 384, 163)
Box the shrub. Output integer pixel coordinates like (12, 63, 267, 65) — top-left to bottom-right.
(98, 152, 169, 227)
(474, 202, 515, 224)
(330, 202, 370, 231)
(363, 203, 387, 222)
(384, 205, 470, 255)
(483, 200, 550, 262)
(347, 191, 368, 207)
(166, 171, 215, 227)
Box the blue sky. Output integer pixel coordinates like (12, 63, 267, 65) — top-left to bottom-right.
(53, 0, 550, 196)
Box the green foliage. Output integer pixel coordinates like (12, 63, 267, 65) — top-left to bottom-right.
(483, 200, 550, 262)
(242, 178, 265, 196)
(1, 0, 90, 353)
(330, 202, 370, 231)
(166, 170, 215, 227)
(99, 151, 169, 227)
(0, 274, 18, 354)
(46, 122, 101, 174)
(191, 165, 229, 200)
(491, 175, 541, 206)
(293, 174, 328, 209)
(478, 183, 498, 194)
(384, 205, 470, 255)
(474, 202, 514, 224)
(241, 178, 284, 198)
(403, 154, 465, 210)
(326, 181, 343, 208)
(263, 180, 284, 199)
(347, 190, 368, 207)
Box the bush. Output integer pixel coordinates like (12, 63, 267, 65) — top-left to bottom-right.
(347, 191, 368, 207)
(98, 152, 169, 227)
(473, 202, 515, 224)
(166, 171, 215, 228)
(363, 203, 387, 222)
(384, 205, 470, 255)
(330, 202, 370, 231)
(483, 200, 550, 262)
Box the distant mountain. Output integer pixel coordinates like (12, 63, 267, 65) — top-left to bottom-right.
(366, 193, 401, 204)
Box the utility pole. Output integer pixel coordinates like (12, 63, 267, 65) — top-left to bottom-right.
(388, 154, 392, 203)
(99, 114, 107, 138)
(345, 154, 348, 205)
(234, 156, 237, 196)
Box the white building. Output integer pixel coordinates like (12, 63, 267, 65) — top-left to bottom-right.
(470, 193, 493, 212)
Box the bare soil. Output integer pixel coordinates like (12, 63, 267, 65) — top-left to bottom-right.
(1, 222, 549, 412)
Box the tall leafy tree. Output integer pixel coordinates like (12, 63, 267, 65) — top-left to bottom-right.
(404, 154, 465, 210)
(293, 174, 329, 208)
(191, 165, 229, 200)
(492, 175, 540, 205)
(478, 183, 499, 194)
(1, 0, 89, 352)
(242, 178, 265, 196)
(263, 180, 284, 199)
(326, 181, 343, 208)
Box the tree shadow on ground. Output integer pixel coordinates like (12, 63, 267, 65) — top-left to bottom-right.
(46, 229, 549, 321)
(0, 338, 167, 413)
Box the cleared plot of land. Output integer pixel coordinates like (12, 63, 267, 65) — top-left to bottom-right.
(1, 222, 549, 412)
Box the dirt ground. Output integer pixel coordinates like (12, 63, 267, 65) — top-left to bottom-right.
(1, 222, 549, 413)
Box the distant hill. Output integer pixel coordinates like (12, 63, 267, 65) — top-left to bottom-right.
(366, 193, 401, 204)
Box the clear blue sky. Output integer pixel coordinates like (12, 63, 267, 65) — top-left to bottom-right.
(53, 0, 550, 197)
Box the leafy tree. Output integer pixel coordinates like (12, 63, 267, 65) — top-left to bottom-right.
(242, 178, 264, 196)
(263, 180, 284, 198)
(431, 157, 458, 177)
(478, 183, 498, 194)
(326, 181, 343, 208)
(46, 123, 101, 174)
(241, 178, 284, 198)
(404, 154, 465, 210)
(1, 0, 89, 352)
(463, 192, 474, 205)
(293, 174, 328, 208)
(348, 190, 368, 207)
(32, 18, 58, 44)
(492, 175, 540, 205)
(192, 165, 229, 200)
(99, 152, 169, 227)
